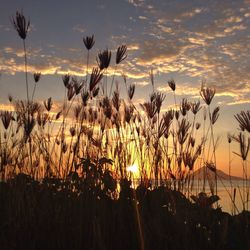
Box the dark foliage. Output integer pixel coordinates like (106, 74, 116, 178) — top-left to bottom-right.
(0, 173, 249, 250)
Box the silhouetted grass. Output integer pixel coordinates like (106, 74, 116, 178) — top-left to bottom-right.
(0, 9, 249, 250)
(0, 173, 250, 250)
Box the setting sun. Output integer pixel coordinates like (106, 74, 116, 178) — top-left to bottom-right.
(0, 1, 250, 249)
(127, 163, 139, 175)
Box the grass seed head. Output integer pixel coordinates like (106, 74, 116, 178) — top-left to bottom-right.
(23, 116, 35, 141)
(1, 111, 13, 130)
(92, 87, 99, 97)
(67, 84, 75, 101)
(55, 111, 62, 120)
(234, 110, 250, 133)
(8, 95, 13, 102)
(72, 78, 84, 95)
(83, 35, 95, 50)
(196, 122, 201, 130)
(44, 97, 53, 112)
(81, 90, 89, 106)
(89, 68, 103, 92)
(141, 101, 157, 119)
(11, 10, 30, 40)
(155, 92, 165, 114)
(175, 110, 180, 120)
(168, 79, 176, 91)
(33, 72, 41, 83)
(180, 98, 191, 116)
(233, 132, 250, 161)
(62, 74, 71, 88)
(200, 85, 215, 105)
(191, 100, 201, 115)
(124, 104, 134, 123)
(69, 127, 76, 137)
(97, 49, 111, 70)
(177, 118, 191, 145)
(211, 106, 220, 125)
(128, 84, 135, 100)
(74, 105, 82, 120)
(112, 90, 121, 111)
(116, 45, 127, 64)
(103, 96, 112, 119)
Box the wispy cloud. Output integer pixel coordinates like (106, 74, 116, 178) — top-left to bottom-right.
(157, 84, 199, 97)
(0, 103, 15, 111)
(0, 0, 249, 105)
(0, 24, 10, 32)
(72, 25, 85, 33)
(227, 99, 250, 106)
(134, 80, 149, 86)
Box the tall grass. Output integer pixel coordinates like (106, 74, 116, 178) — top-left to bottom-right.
(1, 9, 250, 250)
(0, 10, 249, 213)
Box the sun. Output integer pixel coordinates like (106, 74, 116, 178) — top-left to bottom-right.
(127, 163, 139, 175)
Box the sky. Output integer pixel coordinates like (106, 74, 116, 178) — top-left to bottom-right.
(0, 0, 250, 176)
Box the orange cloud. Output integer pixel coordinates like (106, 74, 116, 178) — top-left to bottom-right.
(0, 103, 15, 111)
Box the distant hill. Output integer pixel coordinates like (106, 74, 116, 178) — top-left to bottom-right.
(193, 167, 242, 181)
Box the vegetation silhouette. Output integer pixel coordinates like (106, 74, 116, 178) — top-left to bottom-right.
(1, 173, 250, 250)
(0, 10, 249, 250)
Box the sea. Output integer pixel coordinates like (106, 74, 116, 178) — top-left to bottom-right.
(210, 180, 250, 214)
(132, 179, 250, 214)
(191, 180, 250, 214)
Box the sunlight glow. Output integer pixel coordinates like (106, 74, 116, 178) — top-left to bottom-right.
(127, 164, 139, 175)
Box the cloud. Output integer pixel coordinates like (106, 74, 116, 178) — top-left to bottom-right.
(127, 44, 140, 51)
(215, 92, 239, 98)
(224, 24, 247, 33)
(0, 24, 10, 32)
(2, 46, 42, 58)
(1, 0, 249, 101)
(127, 0, 144, 8)
(124, 0, 249, 91)
(138, 16, 147, 20)
(3, 47, 24, 57)
(131, 98, 146, 106)
(188, 37, 206, 46)
(0, 103, 15, 112)
(1, 55, 61, 76)
(227, 99, 250, 106)
(120, 68, 148, 79)
(181, 8, 205, 18)
(72, 25, 85, 33)
(135, 39, 185, 66)
(134, 80, 149, 86)
(157, 84, 199, 97)
(224, 16, 243, 23)
(0, 46, 149, 80)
